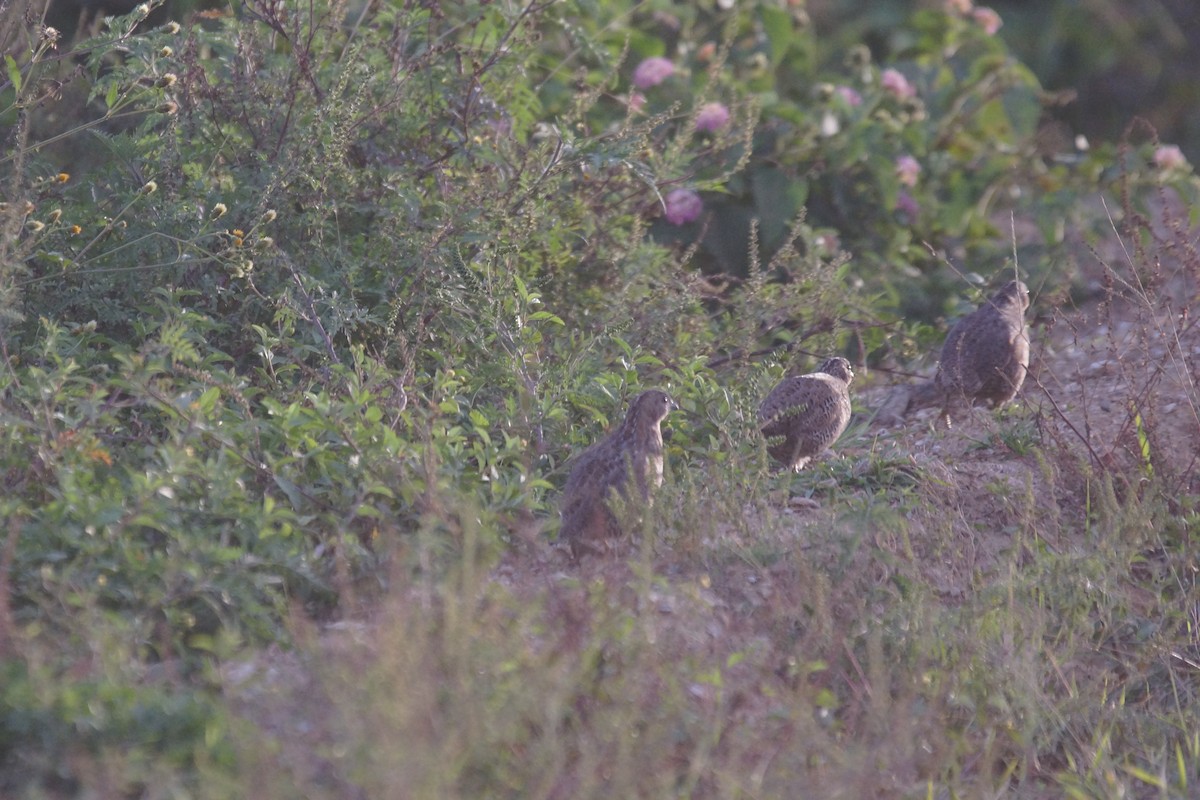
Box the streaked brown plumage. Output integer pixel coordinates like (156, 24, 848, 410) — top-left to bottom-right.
(759, 357, 854, 471)
(934, 280, 1030, 426)
(559, 390, 676, 558)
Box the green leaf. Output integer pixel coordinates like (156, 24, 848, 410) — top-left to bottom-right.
(528, 311, 564, 325)
(4, 55, 21, 93)
(272, 476, 303, 510)
(1000, 84, 1040, 140)
(192, 386, 222, 415)
(760, 6, 793, 66)
(106, 81, 119, 111)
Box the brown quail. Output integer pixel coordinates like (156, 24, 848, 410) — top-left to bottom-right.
(934, 279, 1030, 426)
(759, 357, 854, 471)
(559, 390, 676, 558)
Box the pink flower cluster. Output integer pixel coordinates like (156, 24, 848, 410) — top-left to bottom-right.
(695, 102, 730, 133)
(895, 155, 921, 187)
(836, 86, 863, 107)
(664, 189, 703, 225)
(944, 0, 1003, 35)
(881, 68, 915, 100)
(972, 7, 1002, 35)
(895, 191, 920, 219)
(633, 57, 675, 89)
(1154, 145, 1187, 171)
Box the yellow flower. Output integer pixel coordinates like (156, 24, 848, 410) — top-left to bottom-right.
(69, 224, 82, 235)
(212, 203, 228, 219)
(57, 172, 69, 183)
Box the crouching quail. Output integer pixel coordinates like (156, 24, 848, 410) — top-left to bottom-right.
(559, 390, 676, 557)
(934, 280, 1030, 427)
(759, 357, 854, 471)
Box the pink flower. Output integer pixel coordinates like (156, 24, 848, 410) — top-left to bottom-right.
(663, 188, 703, 225)
(881, 68, 916, 100)
(972, 7, 1002, 35)
(695, 102, 731, 133)
(633, 57, 675, 89)
(945, 0, 973, 13)
(895, 190, 920, 218)
(895, 155, 921, 187)
(1154, 144, 1187, 171)
(626, 92, 646, 113)
(836, 86, 863, 107)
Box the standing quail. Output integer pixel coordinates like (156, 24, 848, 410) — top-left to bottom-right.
(759, 357, 855, 471)
(934, 279, 1030, 426)
(559, 390, 676, 558)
